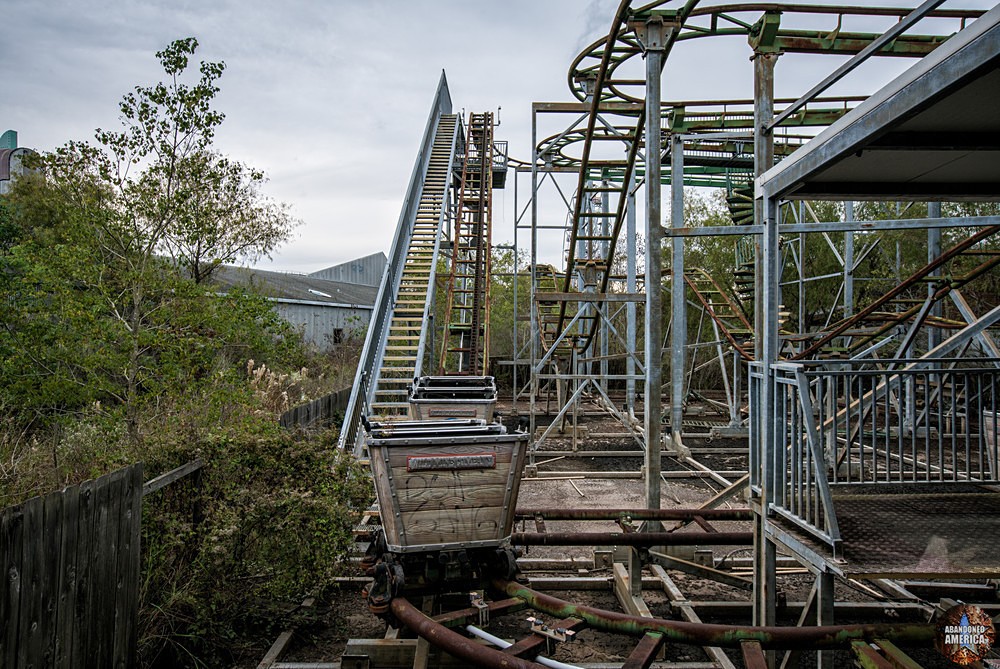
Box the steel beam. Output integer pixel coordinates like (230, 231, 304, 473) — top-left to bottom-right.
(670, 134, 686, 452)
(639, 15, 670, 513)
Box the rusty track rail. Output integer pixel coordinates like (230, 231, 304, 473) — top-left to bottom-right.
(384, 580, 937, 669)
(494, 580, 937, 650)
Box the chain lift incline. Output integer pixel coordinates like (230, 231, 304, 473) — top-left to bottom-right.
(339, 74, 505, 453)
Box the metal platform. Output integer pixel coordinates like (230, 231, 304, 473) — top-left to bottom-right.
(833, 490, 1000, 578)
(771, 486, 1000, 579)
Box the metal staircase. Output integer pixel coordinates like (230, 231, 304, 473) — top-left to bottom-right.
(438, 112, 495, 375)
(684, 268, 754, 361)
(368, 113, 459, 416)
(338, 75, 458, 452)
(338, 75, 508, 453)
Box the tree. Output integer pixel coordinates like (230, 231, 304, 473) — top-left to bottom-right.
(0, 39, 368, 669)
(487, 244, 530, 364)
(162, 150, 295, 283)
(1, 37, 299, 442)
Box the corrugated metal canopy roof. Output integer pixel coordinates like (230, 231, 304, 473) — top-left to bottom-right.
(759, 4, 1000, 201)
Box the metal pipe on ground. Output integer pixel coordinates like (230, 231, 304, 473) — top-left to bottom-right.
(511, 532, 753, 546)
(465, 625, 584, 669)
(494, 580, 936, 650)
(390, 598, 548, 669)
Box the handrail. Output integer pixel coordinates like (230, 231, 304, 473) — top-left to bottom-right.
(143, 459, 204, 496)
(338, 72, 453, 452)
(768, 362, 842, 549)
(415, 117, 460, 378)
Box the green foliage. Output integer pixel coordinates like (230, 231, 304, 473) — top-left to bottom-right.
(0, 37, 359, 669)
(163, 151, 297, 283)
(487, 244, 530, 363)
(139, 422, 369, 668)
(0, 37, 298, 442)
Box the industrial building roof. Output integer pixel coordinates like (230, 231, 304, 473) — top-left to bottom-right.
(310, 252, 387, 287)
(211, 265, 378, 308)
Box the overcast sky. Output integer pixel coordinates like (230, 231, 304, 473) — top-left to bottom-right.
(3, 0, 995, 274)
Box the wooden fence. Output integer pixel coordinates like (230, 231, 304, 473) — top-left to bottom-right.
(1, 464, 144, 669)
(279, 386, 352, 430)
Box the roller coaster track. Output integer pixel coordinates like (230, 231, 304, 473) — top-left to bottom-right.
(535, 1, 982, 359)
(339, 77, 507, 451)
(367, 114, 459, 417)
(383, 580, 937, 669)
(790, 224, 1000, 360)
(438, 112, 495, 375)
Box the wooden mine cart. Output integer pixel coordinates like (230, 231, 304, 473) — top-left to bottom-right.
(366, 419, 528, 554)
(407, 375, 497, 421)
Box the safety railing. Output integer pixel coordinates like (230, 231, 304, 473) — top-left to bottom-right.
(748, 362, 763, 496)
(752, 358, 1000, 551)
(772, 362, 842, 550)
(800, 359, 1000, 485)
(338, 73, 453, 453)
(337, 371, 369, 455)
(492, 140, 508, 172)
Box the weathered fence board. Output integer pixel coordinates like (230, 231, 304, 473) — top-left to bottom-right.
(54, 483, 78, 669)
(279, 386, 351, 430)
(2, 499, 24, 668)
(1, 464, 143, 669)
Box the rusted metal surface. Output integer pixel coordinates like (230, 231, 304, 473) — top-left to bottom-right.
(741, 640, 768, 669)
(512, 531, 752, 547)
(391, 597, 548, 669)
(515, 508, 753, 521)
(495, 580, 936, 650)
(622, 632, 666, 669)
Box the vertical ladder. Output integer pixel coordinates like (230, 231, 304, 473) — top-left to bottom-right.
(438, 112, 495, 375)
(368, 114, 459, 417)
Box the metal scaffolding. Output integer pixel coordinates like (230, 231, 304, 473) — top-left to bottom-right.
(516, 4, 1000, 665)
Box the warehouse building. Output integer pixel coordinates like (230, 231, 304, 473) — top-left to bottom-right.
(211, 264, 378, 349)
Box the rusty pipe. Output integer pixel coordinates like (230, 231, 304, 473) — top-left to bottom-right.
(495, 580, 936, 650)
(511, 531, 752, 546)
(390, 597, 548, 669)
(515, 508, 753, 521)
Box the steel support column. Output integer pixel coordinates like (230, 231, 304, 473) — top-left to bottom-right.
(601, 185, 611, 391)
(512, 170, 520, 405)
(818, 571, 836, 669)
(927, 201, 942, 351)
(641, 17, 668, 511)
(753, 50, 779, 643)
(627, 166, 638, 416)
(529, 108, 540, 465)
(670, 134, 686, 451)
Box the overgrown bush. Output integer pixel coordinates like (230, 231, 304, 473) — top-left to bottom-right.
(139, 422, 369, 668)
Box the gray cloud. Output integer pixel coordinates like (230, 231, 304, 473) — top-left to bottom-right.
(4, 0, 996, 272)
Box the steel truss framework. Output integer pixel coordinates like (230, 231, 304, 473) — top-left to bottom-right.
(336, 3, 1000, 667)
(513, 2, 1000, 667)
